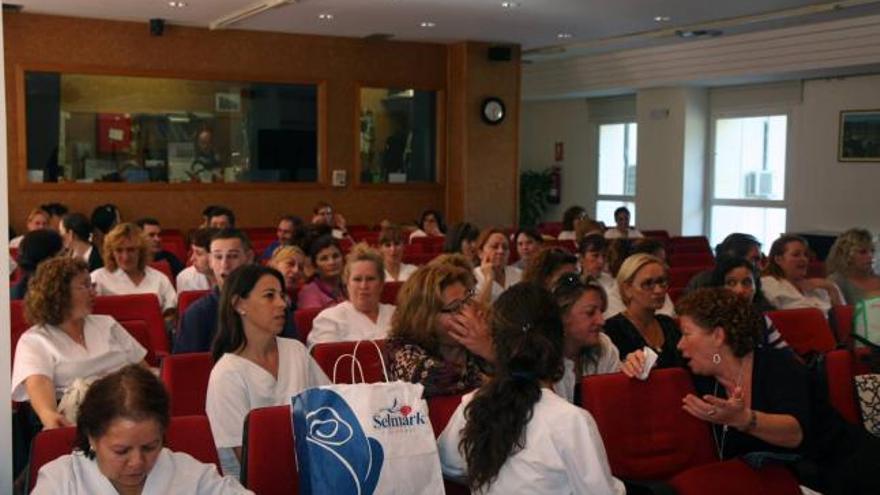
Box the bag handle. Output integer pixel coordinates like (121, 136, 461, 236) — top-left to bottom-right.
(330, 339, 390, 384)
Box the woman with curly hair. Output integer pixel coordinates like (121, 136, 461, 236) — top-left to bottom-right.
(90, 222, 177, 316)
(826, 228, 880, 304)
(520, 246, 578, 290)
(438, 282, 624, 494)
(12, 257, 148, 429)
(385, 258, 493, 397)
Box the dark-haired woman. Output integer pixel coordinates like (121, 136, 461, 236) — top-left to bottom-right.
(296, 234, 346, 310)
(409, 209, 446, 242)
(512, 228, 543, 270)
(521, 246, 578, 290)
(32, 365, 252, 494)
(206, 265, 329, 478)
(551, 274, 621, 403)
(59, 213, 103, 272)
(438, 283, 624, 494)
(443, 222, 481, 266)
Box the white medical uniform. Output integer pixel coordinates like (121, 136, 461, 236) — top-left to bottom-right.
(385, 264, 418, 282)
(205, 337, 330, 477)
(473, 266, 522, 303)
(32, 448, 253, 495)
(604, 228, 644, 239)
(176, 266, 212, 293)
(11, 315, 146, 401)
(438, 389, 626, 495)
(553, 333, 621, 404)
(91, 266, 178, 312)
(307, 301, 395, 348)
(761, 276, 842, 314)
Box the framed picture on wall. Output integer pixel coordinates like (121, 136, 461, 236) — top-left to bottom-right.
(839, 109, 880, 161)
(215, 92, 241, 113)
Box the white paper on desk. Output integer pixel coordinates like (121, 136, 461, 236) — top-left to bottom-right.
(639, 346, 659, 381)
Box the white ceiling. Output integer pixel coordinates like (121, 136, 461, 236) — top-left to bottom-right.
(11, 0, 880, 52)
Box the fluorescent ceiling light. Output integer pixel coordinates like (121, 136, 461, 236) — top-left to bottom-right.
(210, 0, 297, 30)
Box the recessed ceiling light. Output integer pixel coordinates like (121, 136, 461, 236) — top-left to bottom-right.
(420, 21, 436, 28)
(654, 15, 671, 22)
(501, 1, 521, 8)
(168, 1, 187, 7)
(318, 13, 334, 20)
(557, 32, 572, 39)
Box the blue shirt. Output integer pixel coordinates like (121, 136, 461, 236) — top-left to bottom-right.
(173, 288, 298, 353)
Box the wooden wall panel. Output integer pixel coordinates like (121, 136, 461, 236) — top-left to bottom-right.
(4, 13, 448, 230)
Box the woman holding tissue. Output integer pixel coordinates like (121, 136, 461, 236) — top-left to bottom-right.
(606, 254, 681, 375)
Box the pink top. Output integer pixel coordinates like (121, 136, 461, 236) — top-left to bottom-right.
(296, 279, 345, 310)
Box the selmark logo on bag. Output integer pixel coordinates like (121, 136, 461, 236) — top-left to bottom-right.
(373, 397, 427, 429)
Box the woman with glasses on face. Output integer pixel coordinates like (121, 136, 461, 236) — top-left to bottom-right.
(206, 264, 330, 478)
(551, 273, 621, 404)
(307, 244, 395, 347)
(606, 254, 683, 376)
(386, 258, 494, 398)
(13, 257, 149, 431)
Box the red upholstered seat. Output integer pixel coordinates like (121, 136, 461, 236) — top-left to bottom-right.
(824, 348, 875, 424)
(160, 232, 187, 265)
(28, 415, 220, 492)
(178, 289, 211, 319)
(642, 230, 670, 240)
(668, 252, 715, 267)
(668, 459, 801, 494)
(311, 340, 388, 384)
(668, 236, 712, 255)
(159, 352, 214, 416)
(581, 368, 716, 481)
(293, 307, 324, 344)
(669, 287, 686, 304)
(830, 304, 854, 347)
(427, 394, 464, 438)
(148, 260, 174, 287)
(11, 300, 29, 369)
(381, 281, 403, 305)
(93, 294, 169, 365)
(241, 405, 298, 495)
(117, 320, 157, 365)
(766, 308, 836, 357)
(668, 265, 711, 289)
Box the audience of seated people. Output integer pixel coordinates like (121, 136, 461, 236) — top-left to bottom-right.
(32, 365, 252, 494)
(761, 234, 845, 312)
(438, 282, 625, 494)
(90, 223, 177, 319)
(59, 213, 103, 272)
(206, 264, 329, 478)
(409, 209, 447, 241)
(175, 227, 217, 293)
(136, 217, 185, 278)
(307, 244, 395, 347)
(511, 227, 543, 270)
(379, 225, 418, 282)
(825, 227, 880, 304)
(10, 198, 880, 494)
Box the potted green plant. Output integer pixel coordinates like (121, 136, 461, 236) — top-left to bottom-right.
(519, 169, 552, 227)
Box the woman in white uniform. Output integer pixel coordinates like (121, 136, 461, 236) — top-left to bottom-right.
(32, 365, 251, 494)
(90, 222, 177, 317)
(761, 234, 845, 313)
(438, 283, 624, 495)
(308, 243, 395, 347)
(379, 226, 418, 282)
(551, 273, 621, 404)
(205, 264, 329, 479)
(473, 228, 521, 303)
(12, 257, 148, 430)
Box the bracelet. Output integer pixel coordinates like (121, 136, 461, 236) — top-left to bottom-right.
(740, 410, 758, 433)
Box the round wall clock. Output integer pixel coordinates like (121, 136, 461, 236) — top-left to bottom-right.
(481, 97, 506, 125)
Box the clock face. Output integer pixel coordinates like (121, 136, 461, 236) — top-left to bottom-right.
(482, 98, 505, 124)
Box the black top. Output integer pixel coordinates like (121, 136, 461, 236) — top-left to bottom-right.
(87, 245, 104, 272)
(154, 250, 184, 278)
(692, 348, 810, 459)
(605, 313, 682, 368)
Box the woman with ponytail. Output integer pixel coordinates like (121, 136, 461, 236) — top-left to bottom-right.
(438, 282, 624, 494)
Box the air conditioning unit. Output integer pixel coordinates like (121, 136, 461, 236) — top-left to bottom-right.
(744, 170, 773, 198)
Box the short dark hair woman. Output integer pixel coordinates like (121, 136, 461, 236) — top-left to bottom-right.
(32, 365, 252, 494)
(59, 213, 103, 272)
(437, 282, 624, 494)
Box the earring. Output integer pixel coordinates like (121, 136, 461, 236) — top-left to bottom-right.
(712, 353, 721, 365)
(239, 310, 247, 316)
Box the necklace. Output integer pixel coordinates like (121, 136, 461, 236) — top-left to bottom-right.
(711, 359, 748, 460)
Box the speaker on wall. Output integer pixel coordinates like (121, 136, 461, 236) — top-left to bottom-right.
(150, 18, 165, 37)
(487, 46, 512, 62)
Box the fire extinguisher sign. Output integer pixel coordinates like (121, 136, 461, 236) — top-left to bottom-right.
(554, 141, 564, 162)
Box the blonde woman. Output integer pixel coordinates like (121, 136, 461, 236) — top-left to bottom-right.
(307, 244, 395, 347)
(268, 244, 307, 293)
(11, 207, 50, 248)
(826, 228, 880, 304)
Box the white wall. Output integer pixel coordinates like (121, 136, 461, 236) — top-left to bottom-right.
(788, 75, 880, 234)
(520, 74, 880, 236)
